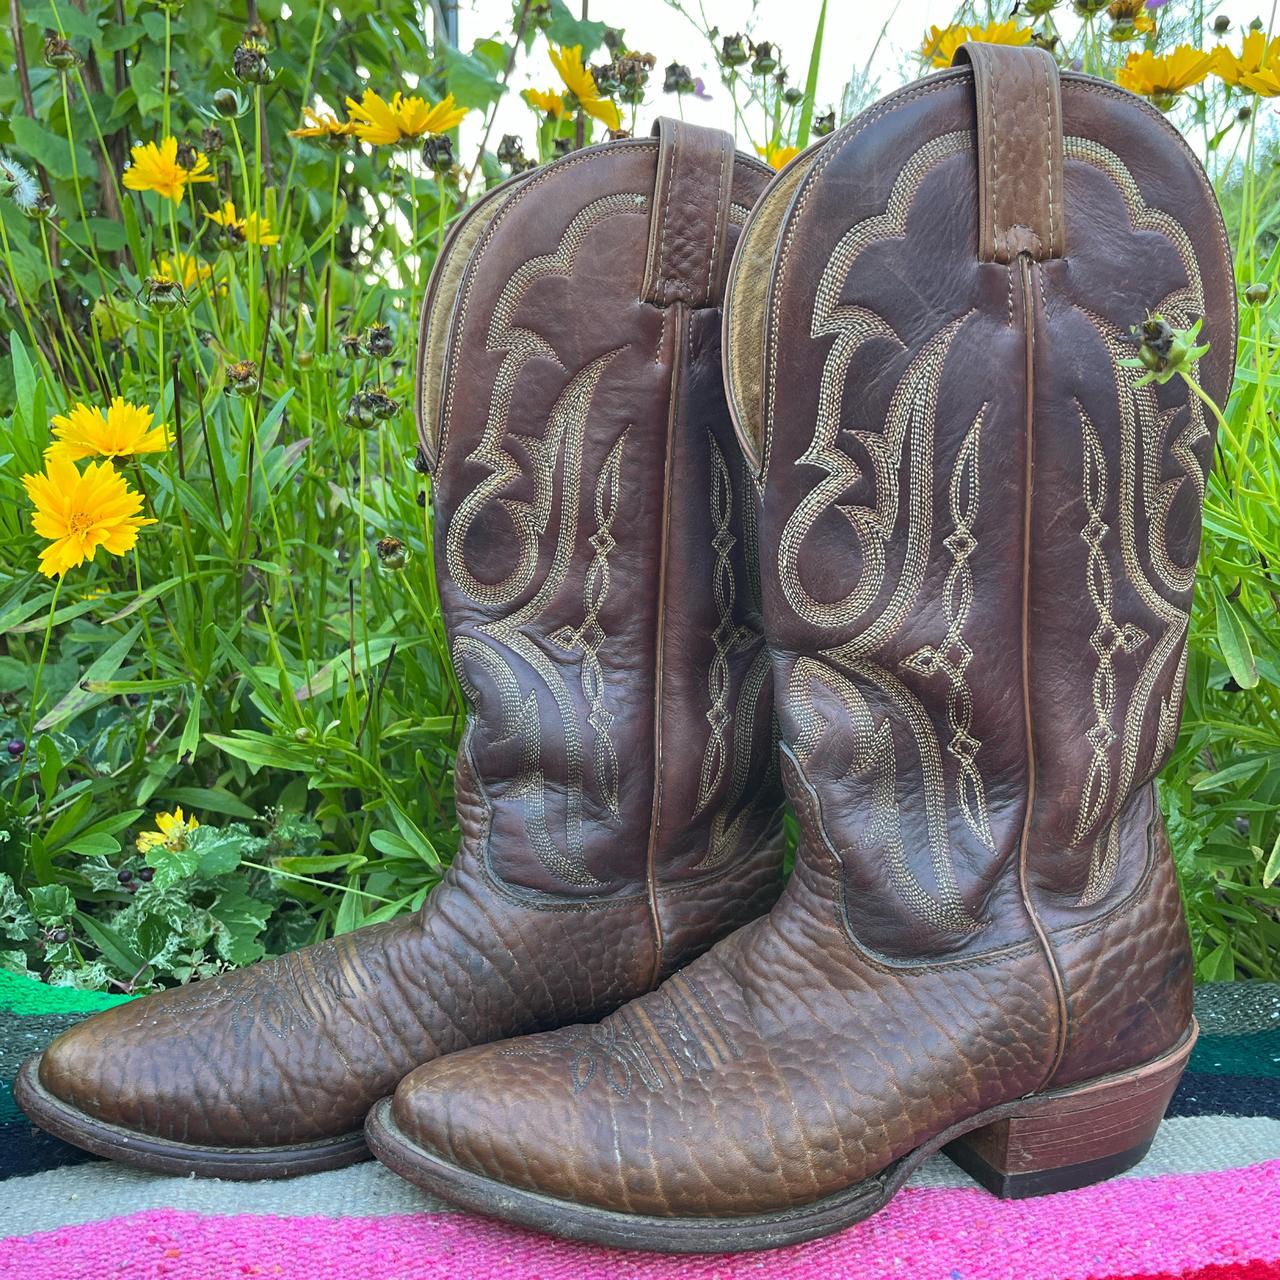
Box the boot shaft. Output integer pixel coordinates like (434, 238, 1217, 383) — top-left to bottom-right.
(417, 125, 781, 905)
(726, 51, 1235, 960)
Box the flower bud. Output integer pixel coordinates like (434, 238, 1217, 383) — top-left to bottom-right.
(339, 333, 363, 359)
(213, 87, 244, 117)
(43, 34, 80, 70)
(1213, 15, 1231, 33)
(363, 323, 394, 359)
(1244, 282, 1270, 305)
(143, 275, 186, 314)
(421, 134, 454, 174)
(664, 62, 695, 94)
(227, 358, 260, 396)
(346, 391, 379, 429)
(750, 41, 778, 76)
(812, 110, 835, 138)
(719, 33, 749, 68)
(1024, 0, 1058, 14)
(201, 126, 225, 155)
(376, 536, 410, 571)
(232, 37, 273, 86)
(24, 191, 57, 221)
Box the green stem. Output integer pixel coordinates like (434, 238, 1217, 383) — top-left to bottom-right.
(12, 578, 63, 803)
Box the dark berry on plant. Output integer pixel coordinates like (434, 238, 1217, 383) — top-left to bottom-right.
(138, 866, 155, 882)
(51, 928, 69, 944)
(117, 868, 134, 884)
(6, 738, 24, 758)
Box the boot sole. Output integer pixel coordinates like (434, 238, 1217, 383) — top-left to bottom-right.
(14, 1054, 369, 1179)
(364, 1021, 1196, 1253)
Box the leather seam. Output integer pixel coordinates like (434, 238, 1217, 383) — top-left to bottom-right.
(1019, 254, 1070, 1086)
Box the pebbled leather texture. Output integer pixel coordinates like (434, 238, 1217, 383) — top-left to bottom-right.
(26, 125, 785, 1161)
(383, 51, 1234, 1223)
(951, 43, 1065, 262)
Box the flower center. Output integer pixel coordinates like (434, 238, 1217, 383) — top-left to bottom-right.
(69, 511, 94, 539)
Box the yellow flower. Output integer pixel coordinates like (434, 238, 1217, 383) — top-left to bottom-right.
(135, 806, 200, 855)
(548, 44, 621, 131)
(122, 136, 214, 203)
(344, 89, 467, 145)
(920, 20, 1031, 69)
(47, 398, 167, 464)
(289, 105, 358, 140)
(21, 455, 156, 578)
(523, 87, 568, 119)
(758, 143, 801, 170)
(1213, 32, 1280, 96)
(155, 252, 213, 290)
(1116, 45, 1216, 101)
(204, 200, 280, 247)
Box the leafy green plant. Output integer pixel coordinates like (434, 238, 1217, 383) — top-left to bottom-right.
(0, 0, 1276, 990)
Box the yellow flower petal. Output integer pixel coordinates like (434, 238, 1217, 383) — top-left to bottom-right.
(920, 20, 1031, 70)
(549, 44, 622, 132)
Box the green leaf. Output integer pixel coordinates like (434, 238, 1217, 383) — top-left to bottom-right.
(544, 0, 608, 54)
(35, 622, 145, 733)
(1193, 757, 1266, 792)
(30, 883, 74, 924)
(144, 844, 200, 892)
(162, 787, 256, 820)
(100, 20, 145, 51)
(275, 854, 367, 874)
(440, 43, 506, 110)
(189, 825, 248, 877)
(1212, 581, 1259, 689)
(75, 911, 145, 978)
(36, 734, 63, 800)
(1198, 941, 1236, 982)
(66, 832, 122, 857)
(9, 115, 94, 183)
(1264, 832, 1280, 890)
(209, 881, 272, 967)
(795, 0, 828, 148)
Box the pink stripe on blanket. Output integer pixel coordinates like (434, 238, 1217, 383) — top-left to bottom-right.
(6, 1160, 1279, 1280)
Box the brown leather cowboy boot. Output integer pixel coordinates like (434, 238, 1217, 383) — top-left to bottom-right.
(365, 46, 1236, 1249)
(14, 121, 785, 1179)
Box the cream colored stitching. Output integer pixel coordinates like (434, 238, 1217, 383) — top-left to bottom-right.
(1072, 401, 1148, 852)
(1063, 135, 1208, 903)
(695, 430, 751, 814)
(903, 407, 995, 852)
(778, 131, 970, 631)
(552, 429, 628, 818)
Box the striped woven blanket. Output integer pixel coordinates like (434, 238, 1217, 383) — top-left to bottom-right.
(2, 969, 1277, 1278)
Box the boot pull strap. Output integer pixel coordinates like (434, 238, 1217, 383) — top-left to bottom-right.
(643, 118, 736, 308)
(951, 42, 1066, 263)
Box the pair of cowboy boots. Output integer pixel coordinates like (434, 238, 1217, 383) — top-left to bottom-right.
(18, 44, 1233, 1254)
